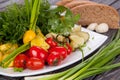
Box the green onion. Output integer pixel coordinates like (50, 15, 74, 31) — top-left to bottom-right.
(24, 0, 30, 22)
(75, 62, 120, 80)
(29, 0, 41, 30)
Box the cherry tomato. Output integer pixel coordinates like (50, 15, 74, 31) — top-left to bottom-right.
(24, 50, 30, 57)
(26, 57, 44, 70)
(14, 54, 28, 69)
(29, 46, 48, 61)
(66, 43, 72, 55)
(49, 46, 68, 60)
(45, 37, 58, 47)
(47, 53, 61, 66)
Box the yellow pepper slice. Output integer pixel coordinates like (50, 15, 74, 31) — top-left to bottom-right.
(0, 51, 3, 62)
(36, 28, 45, 39)
(31, 35, 50, 50)
(0, 43, 12, 52)
(23, 30, 36, 44)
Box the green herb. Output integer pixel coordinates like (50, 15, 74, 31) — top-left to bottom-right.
(14, 67, 24, 72)
(0, 3, 29, 44)
(37, 6, 80, 36)
(79, 46, 84, 61)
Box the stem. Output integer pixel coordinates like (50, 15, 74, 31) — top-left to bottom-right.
(24, 0, 30, 21)
(58, 61, 87, 80)
(29, 0, 41, 30)
(37, 69, 70, 80)
(114, 29, 120, 40)
(75, 62, 120, 80)
(29, 0, 33, 11)
(94, 46, 120, 67)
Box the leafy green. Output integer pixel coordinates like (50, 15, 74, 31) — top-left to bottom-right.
(37, 5, 80, 36)
(0, 4, 29, 44)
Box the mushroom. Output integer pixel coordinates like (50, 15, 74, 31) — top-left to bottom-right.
(87, 23, 98, 31)
(95, 23, 109, 33)
(46, 33, 66, 42)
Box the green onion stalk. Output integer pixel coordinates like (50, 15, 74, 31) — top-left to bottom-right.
(0, 0, 41, 68)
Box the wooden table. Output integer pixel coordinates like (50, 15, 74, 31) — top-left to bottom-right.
(0, 0, 120, 80)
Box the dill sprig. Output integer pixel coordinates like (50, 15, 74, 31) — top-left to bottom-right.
(0, 4, 29, 44)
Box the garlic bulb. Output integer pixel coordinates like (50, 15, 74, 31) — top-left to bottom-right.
(95, 23, 109, 33)
(87, 23, 98, 31)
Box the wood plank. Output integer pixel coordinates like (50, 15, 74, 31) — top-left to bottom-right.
(0, 0, 9, 3)
(111, 0, 120, 10)
(90, 0, 103, 3)
(0, 0, 23, 11)
(98, 0, 117, 5)
(49, 0, 58, 5)
(91, 0, 117, 5)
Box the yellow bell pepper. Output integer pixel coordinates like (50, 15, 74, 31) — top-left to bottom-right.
(31, 35, 50, 50)
(0, 44, 18, 67)
(23, 30, 36, 44)
(0, 43, 12, 52)
(36, 28, 45, 39)
(5, 44, 18, 54)
(0, 51, 3, 62)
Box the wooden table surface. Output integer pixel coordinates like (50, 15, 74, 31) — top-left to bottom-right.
(0, 0, 120, 80)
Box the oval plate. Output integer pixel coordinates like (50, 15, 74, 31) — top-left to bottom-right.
(0, 27, 108, 77)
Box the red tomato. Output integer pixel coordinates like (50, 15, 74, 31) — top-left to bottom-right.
(26, 57, 44, 70)
(47, 53, 61, 66)
(66, 43, 72, 55)
(45, 37, 57, 47)
(29, 46, 48, 61)
(14, 54, 28, 69)
(24, 50, 30, 57)
(49, 46, 68, 60)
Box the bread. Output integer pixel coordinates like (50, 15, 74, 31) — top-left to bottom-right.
(71, 4, 119, 29)
(64, 1, 96, 9)
(56, 0, 89, 6)
(56, 0, 74, 6)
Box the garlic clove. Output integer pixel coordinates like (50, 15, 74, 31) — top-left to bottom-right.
(87, 23, 98, 31)
(95, 23, 109, 33)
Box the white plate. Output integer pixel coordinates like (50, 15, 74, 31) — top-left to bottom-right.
(0, 27, 108, 77)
